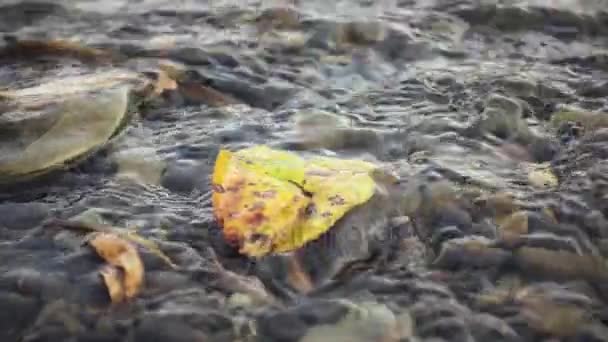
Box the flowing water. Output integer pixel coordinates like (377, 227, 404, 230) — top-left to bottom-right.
(1, 0, 608, 341)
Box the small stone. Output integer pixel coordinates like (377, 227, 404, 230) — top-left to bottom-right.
(161, 161, 207, 194)
(227, 293, 254, 309)
(178, 81, 240, 107)
(526, 137, 559, 163)
(470, 313, 520, 342)
(300, 301, 398, 342)
(514, 247, 608, 282)
(526, 163, 558, 189)
(467, 93, 532, 142)
(432, 236, 512, 270)
(342, 21, 386, 45)
(0, 268, 67, 301)
(255, 7, 302, 33)
(256, 310, 309, 342)
(144, 271, 191, 296)
(583, 210, 608, 238)
(112, 147, 165, 185)
(134, 316, 207, 342)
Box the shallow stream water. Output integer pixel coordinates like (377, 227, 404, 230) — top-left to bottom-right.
(1, 0, 608, 341)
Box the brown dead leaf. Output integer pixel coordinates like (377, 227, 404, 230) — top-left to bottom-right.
(100, 265, 125, 303)
(90, 233, 144, 302)
(45, 219, 177, 269)
(153, 69, 177, 95)
(286, 254, 313, 294)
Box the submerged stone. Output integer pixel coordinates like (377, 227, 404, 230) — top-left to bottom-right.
(0, 70, 148, 184)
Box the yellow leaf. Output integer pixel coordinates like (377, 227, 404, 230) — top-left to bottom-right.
(90, 233, 144, 302)
(212, 145, 378, 257)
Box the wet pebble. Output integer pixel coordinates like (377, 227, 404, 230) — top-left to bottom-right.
(300, 301, 398, 342)
(432, 237, 512, 270)
(133, 315, 207, 342)
(143, 271, 192, 296)
(161, 161, 208, 194)
(469, 313, 520, 342)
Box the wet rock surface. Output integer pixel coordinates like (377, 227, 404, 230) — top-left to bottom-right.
(1, 0, 608, 341)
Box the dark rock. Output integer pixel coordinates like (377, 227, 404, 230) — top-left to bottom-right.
(500, 232, 583, 254)
(256, 309, 309, 342)
(255, 7, 302, 32)
(0, 291, 40, 341)
(469, 313, 520, 342)
(417, 317, 472, 341)
(0, 269, 67, 301)
(134, 316, 207, 342)
(168, 48, 213, 66)
(429, 225, 465, 254)
(197, 74, 296, 110)
(577, 81, 608, 98)
(143, 271, 192, 296)
(293, 300, 350, 326)
(513, 247, 608, 282)
(567, 324, 608, 342)
(161, 161, 208, 194)
(432, 237, 512, 270)
(0, 2, 68, 32)
(21, 300, 86, 342)
(526, 137, 559, 162)
(583, 210, 608, 238)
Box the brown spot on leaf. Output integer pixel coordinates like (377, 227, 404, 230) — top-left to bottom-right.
(300, 203, 317, 218)
(212, 184, 225, 193)
(305, 169, 333, 177)
(328, 195, 346, 206)
(253, 190, 277, 199)
(249, 233, 270, 245)
(321, 211, 332, 217)
(246, 212, 267, 227)
(249, 201, 265, 211)
(226, 179, 245, 192)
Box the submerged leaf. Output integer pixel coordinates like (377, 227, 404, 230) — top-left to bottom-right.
(212, 145, 378, 257)
(99, 265, 125, 304)
(45, 218, 177, 269)
(90, 233, 144, 302)
(0, 69, 148, 184)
